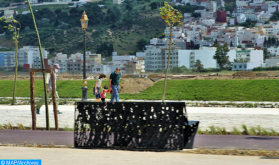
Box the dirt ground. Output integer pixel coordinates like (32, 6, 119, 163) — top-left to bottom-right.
(119, 78, 154, 93)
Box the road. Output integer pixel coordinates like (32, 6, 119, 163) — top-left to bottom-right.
(1, 130, 279, 151)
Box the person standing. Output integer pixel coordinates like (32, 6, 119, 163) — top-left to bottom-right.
(94, 74, 106, 102)
(109, 68, 121, 103)
(35, 63, 62, 114)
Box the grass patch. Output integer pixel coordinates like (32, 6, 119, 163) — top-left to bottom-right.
(1, 79, 279, 101)
(197, 125, 279, 136)
(183, 148, 279, 158)
(17, 123, 25, 130)
(231, 127, 241, 135)
(120, 79, 279, 101)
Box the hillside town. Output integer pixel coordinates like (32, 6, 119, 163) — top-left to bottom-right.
(1, 0, 279, 74)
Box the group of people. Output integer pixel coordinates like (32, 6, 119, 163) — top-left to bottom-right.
(35, 64, 121, 115)
(93, 67, 121, 103)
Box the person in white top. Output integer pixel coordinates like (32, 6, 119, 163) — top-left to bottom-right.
(94, 74, 106, 102)
(36, 63, 62, 114)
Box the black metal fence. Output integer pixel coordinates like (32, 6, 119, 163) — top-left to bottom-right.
(74, 102, 199, 150)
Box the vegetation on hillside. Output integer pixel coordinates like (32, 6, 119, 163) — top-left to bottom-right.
(0, 0, 171, 58)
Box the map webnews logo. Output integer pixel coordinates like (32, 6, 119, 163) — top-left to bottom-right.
(0, 160, 41, 165)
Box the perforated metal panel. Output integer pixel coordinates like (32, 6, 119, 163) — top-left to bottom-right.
(74, 102, 199, 150)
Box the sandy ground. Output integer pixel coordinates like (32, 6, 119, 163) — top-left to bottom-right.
(119, 78, 154, 93)
(0, 146, 278, 165)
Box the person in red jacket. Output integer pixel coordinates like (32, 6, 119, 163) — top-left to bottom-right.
(100, 86, 110, 102)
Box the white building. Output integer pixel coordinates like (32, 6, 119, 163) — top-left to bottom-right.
(253, 0, 264, 4)
(113, 0, 124, 5)
(144, 46, 237, 71)
(228, 18, 236, 26)
(258, 13, 271, 23)
(201, 18, 215, 26)
(51, 53, 68, 73)
(112, 55, 136, 63)
(216, 0, 225, 9)
(30, 0, 39, 4)
(236, 0, 250, 6)
(206, 1, 217, 12)
(91, 64, 112, 75)
(164, 27, 184, 39)
(232, 50, 264, 70)
(267, 47, 279, 56)
(201, 11, 214, 18)
(265, 57, 279, 67)
(4, 10, 14, 19)
(237, 14, 247, 23)
(178, 47, 236, 69)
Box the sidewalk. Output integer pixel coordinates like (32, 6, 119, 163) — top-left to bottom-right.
(1, 105, 279, 131)
(0, 146, 278, 165)
(2, 97, 279, 104)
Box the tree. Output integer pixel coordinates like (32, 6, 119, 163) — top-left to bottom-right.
(150, 2, 157, 10)
(213, 43, 230, 69)
(37, 18, 50, 28)
(27, 0, 50, 130)
(192, 13, 200, 18)
(270, 11, 279, 21)
(136, 39, 148, 50)
(160, 1, 182, 102)
(126, 3, 133, 11)
(272, 37, 276, 46)
(230, 40, 233, 47)
(263, 37, 267, 47)
(268, 36, 272, 47)
(190, 40, 195, 49)
(214, 39, 218, 46)
(263, 48, 268, 60)
(246, 43, 253, 47)
(194, 44, 200, 49)
(237, 44, 242, 48)
(54, 19, 60, 27)
(0, 16, 21, 105)
(54, 9, 62, 15)
(194, 60, 203, 72)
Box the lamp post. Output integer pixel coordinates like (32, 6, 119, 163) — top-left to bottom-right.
(80, 11, 89, 101)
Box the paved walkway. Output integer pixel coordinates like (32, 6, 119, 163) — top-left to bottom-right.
(1, 130, 279, 151)
(1, 105, 279, 132)
(0, 146, 278, 165)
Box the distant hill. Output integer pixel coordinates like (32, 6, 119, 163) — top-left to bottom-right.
(0, 0, 167, 58)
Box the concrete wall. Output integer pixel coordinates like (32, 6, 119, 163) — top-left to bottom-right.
(250, 50, 263, 63)
(265, 58, 279, 67)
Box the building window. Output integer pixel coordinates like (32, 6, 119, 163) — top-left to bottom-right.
(244, 65, 246, 68)
(234, 65, 237, 69)
(239, 65, 242, 68)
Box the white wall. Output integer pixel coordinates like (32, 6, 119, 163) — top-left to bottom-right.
(265, 58, 279, 67)
(250, 50, 263, 63)
(178, 48, 237, 69)
(178, 50, 191, 68)
(194, 48, 217, 68)
(112, 55, 135, 62)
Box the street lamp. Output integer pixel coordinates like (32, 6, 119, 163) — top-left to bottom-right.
(80, 11, 89, 101)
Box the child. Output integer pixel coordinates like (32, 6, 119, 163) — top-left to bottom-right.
(100, 85, 110, 102)
(94, 74, 106, 102)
